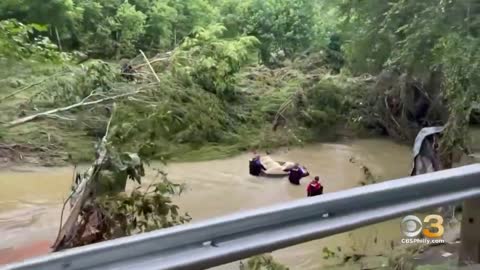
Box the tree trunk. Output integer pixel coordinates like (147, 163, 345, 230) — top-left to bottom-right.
(55, 26, 62, 51)
(172, 26, 177, 48)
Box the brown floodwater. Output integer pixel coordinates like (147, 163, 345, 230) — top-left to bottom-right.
(0, 139, 413, 269)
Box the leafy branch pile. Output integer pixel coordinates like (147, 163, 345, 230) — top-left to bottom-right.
(0, 19, 357, 165)
(1, 0, 479, 166)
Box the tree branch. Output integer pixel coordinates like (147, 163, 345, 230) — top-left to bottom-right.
(46, 114, 76, 121)
(140, 50, 161, 83)
(6, 91, 139, 128)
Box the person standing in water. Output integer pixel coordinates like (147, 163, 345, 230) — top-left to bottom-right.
(284, 163, 309, 185)
(307, 176, 323, 197)
(249, 155, 267, 176)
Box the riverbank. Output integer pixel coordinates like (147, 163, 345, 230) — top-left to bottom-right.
(3, 58, 480, 169)
(0, 59, 375, 167)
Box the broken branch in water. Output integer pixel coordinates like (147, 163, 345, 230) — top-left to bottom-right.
(52, 104, 116, 251)
(6, 91, 139, 127)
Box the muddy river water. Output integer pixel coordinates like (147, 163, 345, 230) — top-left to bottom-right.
(0, 139, 414, 269)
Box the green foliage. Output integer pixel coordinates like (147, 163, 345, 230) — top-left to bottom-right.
(73, 0, 118, 56)
(95, 152, 144, 194)
(145, 1, 178, 48)
(339, 0, 480, 76)
(96, 168, 191, 237)
(239, 0, 316, 65)
(172, 24, 259, 98)
(67, 0, 147, 57)
(294, 75, 371, 137)
(2, 0, 75, 27)
(325, 33, 345, 73)
(302, 80, 345, 128)
(0, 0, 343, 62)
(338, 0, 480, 150)
(336, 0, 393, 74)
(9, 0, 480, 169)
(0, 19, 64, 61)
(166, 0, 218, 46)
(114, 2, 147, 56)
(0, 0, 330, 61)
(58, 140, 191, 249)
(0, 0, 79, 53)
(434, 33, 480, 153)
(109, 74, 239, 160)
(2, 58, 321, 165)
(37, 61, 116, 107)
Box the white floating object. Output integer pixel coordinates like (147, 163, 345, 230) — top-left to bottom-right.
(441, 252, 453, 258)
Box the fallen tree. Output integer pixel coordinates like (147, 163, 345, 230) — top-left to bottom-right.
(6, 90, 141, 127)
(52, 104, 190, 250)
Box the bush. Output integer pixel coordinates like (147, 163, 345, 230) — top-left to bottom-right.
(0, 19, 67, 62)
(172, 23, 259, 99)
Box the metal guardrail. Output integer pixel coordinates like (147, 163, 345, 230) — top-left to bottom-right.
(4, 164, 480, 270)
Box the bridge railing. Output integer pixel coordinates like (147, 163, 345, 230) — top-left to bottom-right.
(3, 164, 480, 270)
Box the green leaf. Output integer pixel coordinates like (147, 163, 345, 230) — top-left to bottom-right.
(31, 24, 48, 32)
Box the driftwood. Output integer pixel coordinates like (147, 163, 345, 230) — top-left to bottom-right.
(52, 104, 115, 251)
(6, 91, 139, 127)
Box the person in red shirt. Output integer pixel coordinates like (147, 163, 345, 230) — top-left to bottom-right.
(307, 176, 323, 197)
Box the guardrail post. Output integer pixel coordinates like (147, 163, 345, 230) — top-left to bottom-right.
(459, 198, 480, 265)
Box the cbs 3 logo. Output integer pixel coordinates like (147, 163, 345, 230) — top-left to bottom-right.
(401, 215, 444, 238)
